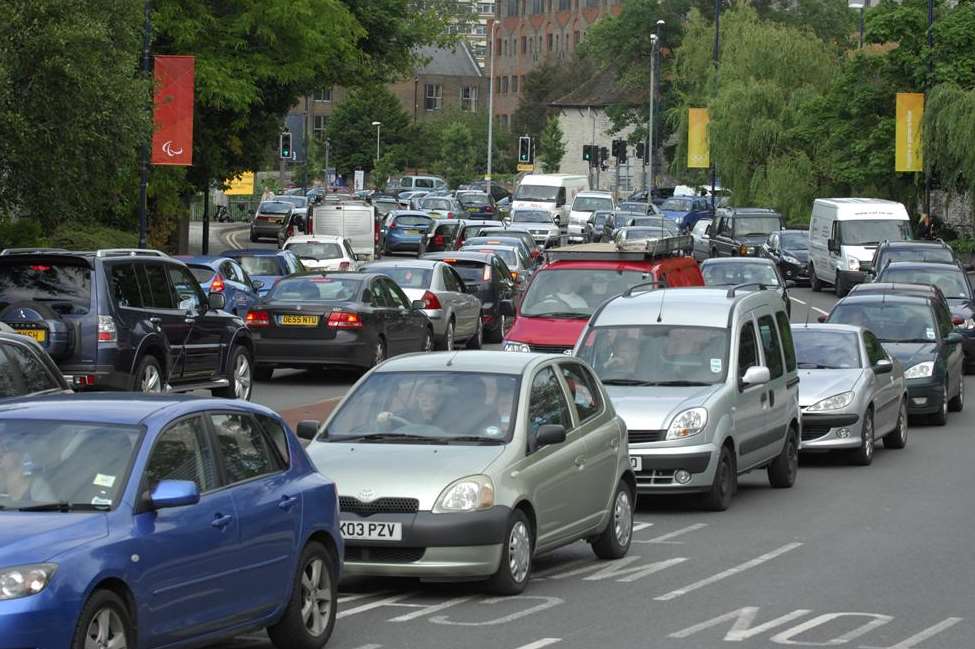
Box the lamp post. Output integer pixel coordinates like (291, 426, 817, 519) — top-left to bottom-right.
(137, 0, 152, 249)
(848, 0, 866, 48)
(711, 0, 720, 217)
(486, 22, 499, 181)
(371, 121, 382, 163)
(646, 19, 665, 194)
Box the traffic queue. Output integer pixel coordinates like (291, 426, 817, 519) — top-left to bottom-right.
(0, 180, 969, 649)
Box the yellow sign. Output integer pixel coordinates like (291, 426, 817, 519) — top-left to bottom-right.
(224, 171, 255, 195)
(688, 108, 710, 169)
(896, 93, 924, 172)
(517, 163, 535, 172)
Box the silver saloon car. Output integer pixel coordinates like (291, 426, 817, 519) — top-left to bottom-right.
(794, 323, 909, 464)
(299, 351, 636, 595)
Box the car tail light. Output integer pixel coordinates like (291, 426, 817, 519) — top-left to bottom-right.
(97, 315, 117, 343)
(245, 310, 271, 327)
(338, 261, 351, 270)
(422, 290, 442, 309)
(210, 273, 225, 292)
(952, 315, 964, 326)
(30, 265, 51, 272)
(433, 234, 445, 246)
(327, 311, 363, 329)
(287, 225, 295, 238)
(484, 206, 494, 213)
(511, 271, 519, 281)
(482, 265, 492, 281)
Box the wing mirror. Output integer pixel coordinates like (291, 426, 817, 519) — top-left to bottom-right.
(149, 480, 200, 510)
(208, 292, 226, 311)
(251, 280, 265, 290)
(873, 359, 893, 375)
(296, 420, 321, 441)
(411, 299, 426, 310)
(827, 238, 839, 254)
(741, 365, 771, 387)
(536, 424, 567, 447)
(946, 332, 964, 344)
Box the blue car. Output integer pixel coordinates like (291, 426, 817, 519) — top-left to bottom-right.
(219, 248, 305, 297)
(179, 255, 261, 316)
(383, 212, 434, 256)
(0, 394, 342, 649)
(659, 195, 713, 231)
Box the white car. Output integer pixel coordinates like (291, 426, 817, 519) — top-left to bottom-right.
(281, 234, 360, 271)
(568, 191, 615, 242)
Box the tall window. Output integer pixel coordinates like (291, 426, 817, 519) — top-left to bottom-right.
(511, 75, 519, 94)
(559, 0, 570, 9)
(531, 0, 544, 14)
(506, 0, 518, 15)
(313, 115, 327, 140)
(313, 88, 332, 102)
(501, 76, 509, 95)
(547, 33, 553, 51)
(461, 86, 478, 112)
(424, 84, 442, 111)
(521, 36, 527, 54)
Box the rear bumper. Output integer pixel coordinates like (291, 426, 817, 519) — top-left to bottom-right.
(253, 334, 372, 368)
(60, 362, 131, 391)
(385, 235, 424, 251)
(251, 222, 282, 237)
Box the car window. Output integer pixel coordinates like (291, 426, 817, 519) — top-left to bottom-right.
(775, 311, 797, 372)
(1, 343, 60, 394)
(144, 417, 219, 493)
(442, 266, 462, 292)
(863, 331, 887, 366)
(560, 363, 601, 422)
(256, 414, 290, 467)
(416, 178, 434, 189)
(382, 278, 410, 309)
(935, 301, 953, 338)
(140, 263, 176, 309)
(167, 266, 204, 312)
(210, 413, 281, 483)
(110, 263, 143, 308)
(757, 315, 784, 379)
(343, 240, 356, 259)
(528, 366, 572, 442)
(738, 320, 760, 380)
(368, 279, 390, 307)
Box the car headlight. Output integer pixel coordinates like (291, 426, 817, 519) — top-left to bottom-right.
(433, 475, 495, 513)
(805, 391, 855, 412)
(782, 255, 800, 265)
(847, 257, 860, 271)
(666, 407, 708, 440)
(504, 341, 531, 353)
(0, 564, 57, 601)
(904, 361, 935, 379)
(738, 244, 749, 256)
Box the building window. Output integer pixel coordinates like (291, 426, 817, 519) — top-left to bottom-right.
(424, 83, 442, 111)
(511, 75, 518, 94)
(314, 87, 332, 102)
(555, 33, 560, 50)
(501, 76, 509, 95)
(574, 30, 580, 48)
(521, 36, 527, 54)
(559, 0, 570, 9)
(531, 0, 543, 14)
(313, 115, 327, 140)
(547, 33, 553, 51)
(505, 0, 518, 15)
(478, 2, 494, 14)
(461, 86, 478, 112)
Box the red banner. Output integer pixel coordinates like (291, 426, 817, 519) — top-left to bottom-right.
(151, 55, 194, 166)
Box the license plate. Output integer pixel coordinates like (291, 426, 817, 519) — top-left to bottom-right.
(340, 520, 403, 541)
(407, 229, 419, 235)
(13, 327, 47, 343)
(279, 314, 319, 326)
(629, 456, 643, 471)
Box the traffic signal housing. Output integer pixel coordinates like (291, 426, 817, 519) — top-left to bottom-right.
(583, 144, 593, 163)
(616, 140, 627, 164)
(279, 130, 292, 159)
(518, 136, 533, 163)
(635, 142, 646, 159)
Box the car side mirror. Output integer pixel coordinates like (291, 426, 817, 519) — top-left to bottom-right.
(741, 365, 771, 387)
(411, 299, 426, 310)
(873, 359, 893, 375)
(536, 424, 567, 447)
(553, 215, 561, 225)
(149, 480, 200, 510)
(946, 332, 964, 344)
(827, 238, 839, 254)
(296, 420, 321, 441)
(208, 292, 226, 311)
(500, 299, 516, 317)
(251, 279, 264, 290)
(817, 314, 828, 323)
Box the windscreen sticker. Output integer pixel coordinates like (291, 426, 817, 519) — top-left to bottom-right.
(926, 327, 936, 340)
(93, 474, 116, 488)
(91, 496, 113, 507)
(484, 426, 503, 438)
(711, 358, 723, 373)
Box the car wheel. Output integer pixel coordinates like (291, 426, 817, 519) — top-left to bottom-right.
(809, 264, 822, 292)
(421, 328, 434, 352)
(487, 314, 506, 344)
(466, 318, 483, 349)
(767, 428, 799, 488)
(849, 409, 875, 466)
(486, 509, 533, 595)
(254, 365, 274, 382)
(71, 590, 134, 649)
(132, 355, 164, 393)
(931, 383, 948, 426)
(438, 319, 455, 351)
(701, 445, 735, 511)
(949, 374, 964, 412)
(267, 541, 337, 649)
(591, 480, 634, 560)
(835, 272, 850, 298)
(884, 398, 909, 449)
(212, 345, 253, 400)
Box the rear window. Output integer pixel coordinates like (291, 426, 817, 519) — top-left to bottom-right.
(465, 247, 515, 265)
(458, 193, 491, 207)
(236, 256, 284, 276)
(394, 215, 433, 227)
(367, 266, 432, 289)
(0, 261, 92, 315)
(268, 276, 362, 302)
(444, 260, 490, 283)
(258, 202, 292, 215)
(189, 267, 215, 284)
(284, 242, 344, 260)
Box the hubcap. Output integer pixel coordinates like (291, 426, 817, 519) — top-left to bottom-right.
(864, 416, 874, 458)
(234, 353, 251, 400)
(613, 489, 633, 547)
(943, 385, 948, 417)
(140, 365, 161, 393)
(899, 403, 908, 441)
(84, 607, 126, 649)
(424, 332, 433, 352)
(375, 342, 385, 366)
(508, 521, 531, 584)
(300, 558, 332, 637)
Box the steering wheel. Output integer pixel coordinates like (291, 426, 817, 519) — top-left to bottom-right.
(532, 296, 575, 310)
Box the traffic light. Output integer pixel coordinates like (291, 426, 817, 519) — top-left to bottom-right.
(518, 136, 533, 163)
(599, 146, 609, 164)
(279, 130, 292, 159)
(635, 142, 645, 159)
(583, 144, 593, 162)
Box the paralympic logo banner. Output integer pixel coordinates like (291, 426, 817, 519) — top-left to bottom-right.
(151, 55, 195, 166)
(895, 92, 923, 173)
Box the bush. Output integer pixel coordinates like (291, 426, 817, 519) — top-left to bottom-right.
(48, 224, 138, 250)
(0, 219, 47, 249)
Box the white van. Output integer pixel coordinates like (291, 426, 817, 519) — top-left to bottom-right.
(309, 201, 377, 261)
(397, 175, 447, 195)
(568, 190, 616, 241)
(511, 174, 588, 234)
(808, 198, 912, 297)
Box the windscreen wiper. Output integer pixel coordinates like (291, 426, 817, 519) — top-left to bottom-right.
(601, 378, 657, 386)
(18, 502, 108, 512)
(438, 436, 506, 444)
(645, 380, 713, 386)
(333, 433, 440, 444)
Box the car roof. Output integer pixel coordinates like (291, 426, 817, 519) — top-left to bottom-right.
(701, 257, 776, 267)
(719, 207, 781, 216)
(849, 282, 945, 298)
(283, 235, 343, 243)
(219, 248, 289, 257)
(424, 251, 495, 263)
(463, 244, 519, 253)
(375, 350, 551, 375)
(880, 239, 948, 248)
(391, 210, 433, 217)
(363, 259, 440, 270)
(791, 322, 865, 335)
(177, 255, 234, 266)
(284, 271, 372, 281)
(880, 261, 963, 272)
(594, 287, 781, 328)
(836, 292, 932, 306)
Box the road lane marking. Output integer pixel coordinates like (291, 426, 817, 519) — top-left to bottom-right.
(654, 542, 803, 601)
(337, 592, 419, 619)
(632, 521, 654, 533)
(790, 297, 807, 305)
(669, 607, 813, 640)
(350, 645, 383, 649)
(429, 595, 564, 626)
(514, 640, 561, 649)
(812, 306, 829, 315)
(389, 596, 474, 622)
(633, 523, 707, 544)
(860, 617, 965, 649)
(339, 592, 390, 604)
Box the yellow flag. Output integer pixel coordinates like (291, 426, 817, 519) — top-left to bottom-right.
(224, 171, 255, 195)
(688, 108, 710, 169)
(895, 93, 924, 172)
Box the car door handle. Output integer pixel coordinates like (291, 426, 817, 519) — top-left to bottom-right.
(279, 495, 298, 511)
(760, 392, 768, 405)
(573, 455, 586, 468)
(610, 438, 619, 449)
(769, 390, 775, 407)
(211, 513, 233, 530)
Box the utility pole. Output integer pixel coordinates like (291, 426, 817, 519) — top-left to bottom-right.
(324, 138, 331, 187)
(486, 22, 499, 180)
(924, 0, 933, 218)
(137, 0, 152, 249)
(201, 179, 210, 254)
(591, 106, 597, 189)
(647, 20, 664, 197)
(303, 96, 310, 193)
(710, 0, 720, 218)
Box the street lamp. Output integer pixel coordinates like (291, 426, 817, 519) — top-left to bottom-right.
(486, 22, 500, 181)
(646, 19, 665, 193)
(371, 121, 382, 163)
(848, 0, 866, 48)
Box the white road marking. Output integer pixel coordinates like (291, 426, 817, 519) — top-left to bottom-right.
(654, 542, 803, 601)
(513, 639, 562, 649)
(350, 645, 383, 649)
(769, 613, 893, 645)
(429, 596, 564, 626)
(632, 521, 654, 533)
(339, 592, 390, 604)
(337, 592, 418, 619)
(633, 523, 707, 544)
(790, 297, 807, 305)
(389, 596, 474, 622)
(812, 306, 829, 315)
(860, 617, 965, 649)
(669, 607, 813, 640)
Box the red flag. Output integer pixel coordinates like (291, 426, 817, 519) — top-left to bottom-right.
(151, 55, 194, 166)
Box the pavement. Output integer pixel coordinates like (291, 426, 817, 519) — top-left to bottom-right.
(191, 223, 973, 649)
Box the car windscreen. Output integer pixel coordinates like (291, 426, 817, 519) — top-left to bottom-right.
(0, 420, 141, 510)
(793, 329, 862, 369)
(733, 216, 782, 237)
(512, 210, 552, 223)
(366, 266, 432, 289)
(780, 232, 809, 249)
(0, 261, 92, 315)
(189, 267, 215, 284)
(514, 184, 558, 202)
(267, 276, 362, 302)
(236, 255, 285, 276)
(258, 202, 292, 214)
(520, 269, 649, 318)
(878, 267, 971, 300)
(458, 193, 491, 207)
(373, 201, 397, 217)
(883, 246, 954, 265)
(421, 199, 452, 211)
(661, 198, 693, 211)
(592, 212, 612, 226)
(838, 219, 912, 246)
(393, 215, 434, 227)
(702, 261, 780, 287)
(284, 242, 344, 259)
(577, 325, 730, 385)
(572, 196, 613, 212)
(619, 202, 648, 213)
(323, 371, 520, 443)
(828, 302, 937, 342)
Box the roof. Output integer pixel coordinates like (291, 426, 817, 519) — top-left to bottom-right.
(376, 350, 542, 374)
(701, 257, 776, 267)
(880, 261, 963, 272)
(594, 287, 777, 328)
(879, 240, 948, 248)
(362, 259, 441, 270)
(220, 248, 290, 256)
(414, 43, 482, 78)
(424, 251, 496, 263)
(0, 393, 201, 425)
(178, 255, 232, 266)
(837, 292, 932, 305)
(283, 235, 343, 242)
(550, 71, 646, 109)
(792, 323, 865, 335)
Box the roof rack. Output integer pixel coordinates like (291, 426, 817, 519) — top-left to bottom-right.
(726, 282, 769, 297)
(95, 248, 170, 258)
(622, 280, 669, 297)
(545, 235, 692, 262)
(0, 247, 67, 255)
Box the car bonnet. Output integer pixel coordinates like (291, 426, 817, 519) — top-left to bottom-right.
(0, 512, 109, 564)
(606, 384, 723, 432)
(797, 369, 864, 408)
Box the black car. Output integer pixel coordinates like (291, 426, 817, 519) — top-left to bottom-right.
(0, 250, 254, 398)
(590, 211, 614, 242)
(708, 208, 785, 258)
(453, 220, 507, 250)
(870, 239, 961, 276)
(700, 257, 791, 317)
(762, 229, 810, 284)
(245, 272, 434, 379)
(827, 292, 964, 425)
(627, 187, 676, 207)
(874, 261, 975, 372)
(423, 251, 516, 343)
(456, 191, 499, 220)
(425, 219, 463, 253)
(459, 181, 511, 203)
(0, 330, 72, 401)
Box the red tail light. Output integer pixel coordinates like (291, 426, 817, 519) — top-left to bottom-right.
(287, 226, 295, 238)
(245, 310, 271, 327)
(338, 261, 351, 270)
(952, 315, 964, 326)
(447, 212, 454, 219)
(327, 311, 363, 329)
(433, 234, 445, 246)
(30, 265, 51, 272)
(421, 290, 442, 309)
(375, 222, 380, 242)
(210, 273, 225, 292)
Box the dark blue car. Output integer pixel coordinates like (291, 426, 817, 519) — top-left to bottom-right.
(0, 394, 342, 649)
(383, 212, 434, 256)
(219, 249, 305, 297)
(179, 256, 261, 317)
(659, 195, 713, 231)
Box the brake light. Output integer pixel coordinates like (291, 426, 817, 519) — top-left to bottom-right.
(434, 234, 445, 246)
(210, 273, 225, 292)
(338, 261, 351, 270)
(422, 290, 442, 309)
(447, 212, 454, 219)
(245, 310, 271, 327)
(30, 265, 51, 272)
(511, 271, 519, 281)
(482, 265, 492, 281)
(327, 311, 363, 329)
(97, 315, 117, 343)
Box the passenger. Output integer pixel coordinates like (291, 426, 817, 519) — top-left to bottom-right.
(0, 438, 55, 506)
(550, 273, 588, 310)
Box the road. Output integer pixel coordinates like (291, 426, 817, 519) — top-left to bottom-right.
(195, 223, 973, 649)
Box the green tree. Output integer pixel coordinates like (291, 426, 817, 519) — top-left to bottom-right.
(511, 57, 594, 143)
(325, 86, 411, 174)
(436, 122, 476, 188)
(537, 115, 566, 173)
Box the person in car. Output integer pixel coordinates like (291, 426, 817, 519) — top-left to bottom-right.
(377, 379, 450, 429)
(602, 329, 642, 376)
(0, 438, 55, 506)
(546, 273, 589, 310)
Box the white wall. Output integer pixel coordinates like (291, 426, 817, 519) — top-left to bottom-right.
(556, 108, 643, 197)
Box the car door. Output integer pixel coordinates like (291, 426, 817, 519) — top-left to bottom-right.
(379, 277, 422, 354)
(365, 277, 394, 350)
(756, 310, 790, 463)
(863, 330, 899, 431)
(208, 412, 300, 613)
(734, 314, 769, 471)
(0, 340, 64, 398)
(135, 416, 241, 647)
(715, 216, 733, 256)
(444, 265, 480, 338)
(934, 300, 964, 397)
(138, 262, 189, 381)
(166, 264, 225, 381)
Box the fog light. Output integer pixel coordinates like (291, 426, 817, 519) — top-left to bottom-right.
(912, 397, 928, 406)
(674, 469, 692, 484)
(836, 428, 850, 439)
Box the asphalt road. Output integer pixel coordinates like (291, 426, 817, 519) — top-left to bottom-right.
(193, 223, 974, 649)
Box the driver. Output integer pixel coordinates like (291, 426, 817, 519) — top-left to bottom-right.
(0, 438, 55, 506)
(376, 378, 448, 428)
(548, 273, 588, 310)
(590, 274, 613, 302)
(603, 328, 642, 375)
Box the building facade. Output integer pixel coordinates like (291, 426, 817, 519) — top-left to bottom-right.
(451, 0, 496, 66)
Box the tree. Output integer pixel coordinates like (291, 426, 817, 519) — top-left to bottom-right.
(436, 122, 476, 188)
(511, 57, 594, 143)
(537, 115, 566, 173)
(325, 85, 411, 174)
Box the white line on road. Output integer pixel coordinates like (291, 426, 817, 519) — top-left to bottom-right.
(654, 542, 803, 601)
(633, 523, 708, 544)
(632, 521, 654, 533)
(350, 644, 383, 649)
(812, 306, 829, 315)
(513, 639, 561, 649)
(339, 592, 390, 604)
(790, 297, 807, 305)
(860, 617, 965, 649)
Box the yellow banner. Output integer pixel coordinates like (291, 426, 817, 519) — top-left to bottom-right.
(688, 108, 710, 169)
(224, 171, 255, 195)
(895, 93, 924, 172)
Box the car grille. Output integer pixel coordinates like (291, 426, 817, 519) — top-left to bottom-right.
(345, 546, 426, 563)
(339, 496, 419, 516)
(635, 469, 675, 486)
(628, 429, 667, 444)
(801, 424, 832, 441)
(528, 343, 572, 354)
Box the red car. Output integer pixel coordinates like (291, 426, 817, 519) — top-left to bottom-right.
(503, 240, 704, 353)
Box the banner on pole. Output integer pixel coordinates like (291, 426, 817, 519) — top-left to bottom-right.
(224, 172, 255, 196)
(152, 55, 195, 166)
(688, 108, 710, 169)
(895, 92, 924, 173)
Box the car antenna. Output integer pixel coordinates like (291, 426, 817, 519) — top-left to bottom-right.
(445, 350, 460, 367)
(656, 287, 666, 323)
(803, 304, 811, 327)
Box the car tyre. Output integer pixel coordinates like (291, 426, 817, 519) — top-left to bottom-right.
(701, 445, 735, 511)
(213, 345, 253, 400)
(487, 509, 533, 596)
(255, 365, 274, 382)
(931, 383, 949, 426)
(767, 428, 799, 488)
(835, 272, 850, 298)
(809, 264, 822, 292)
(132, 355, 164, 393)
(591, 480, 634, 560)
(438, 319, 455, 351)
(487, 314, 506, 344)
(884, 398, 909, 449)
(948, 374, 964, 412)
(849, 409, 875, 466)
(71, 590, 134, 649)
(466, 318, 483, 349)
(267, 541, 337, 649)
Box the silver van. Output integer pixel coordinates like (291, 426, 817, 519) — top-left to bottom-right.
(575, 284, 801, 510)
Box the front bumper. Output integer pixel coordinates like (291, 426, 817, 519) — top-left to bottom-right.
(628, 442, 715, 494)
(779, 260, 809, 283)
(253, 333, 372, 368)
(0, 589, 79, 649)
(906, 379, 946, 415)
(799, 412, 862, 450)
(837, 269, 869, 287)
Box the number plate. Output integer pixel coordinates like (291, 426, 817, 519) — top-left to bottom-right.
(406, 229, 419, 235)
(340, 520, 403, 541)
(13, 327, 47, 343)
(279, 314, 319, 326)
(629, 456, 643, 471)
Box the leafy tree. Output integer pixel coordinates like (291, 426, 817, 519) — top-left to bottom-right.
(537, 115, 566, 173)
(325, 85, 411, 174)
(511, 57, 594, 143)
(436, 122, 476, 188)
(925, 85, 975, 210)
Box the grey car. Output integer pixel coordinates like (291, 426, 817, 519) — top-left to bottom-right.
(250, 200, 296, 242)
(508, 209, 561, 247)
(299, 351, 636, 594)
(794, 324, 909, 464)
(360, 259, 484, 350)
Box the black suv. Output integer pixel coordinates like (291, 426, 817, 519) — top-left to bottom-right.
(869, 239, 963, 276)
(708, 208, 785, 258)
(0, 249, 255, 399)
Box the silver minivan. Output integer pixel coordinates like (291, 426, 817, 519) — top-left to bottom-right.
(575, 284, 801, 510)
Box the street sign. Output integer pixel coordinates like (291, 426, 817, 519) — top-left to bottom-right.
(517, 163, 535, 172)
(354, 170, 365, 192)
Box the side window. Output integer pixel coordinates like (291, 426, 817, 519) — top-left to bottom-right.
(256, 414, 291, 467)
(225, 261, 246, 284)
(738, 320, 760, 380)
(863, 331, 886, 366)
(144, 417, 218, 492)
(495, 257, 513, 284)
(210, 413, 281, 483)
(368, 280, 389, 307)
(343, 240, 356, 259)
(416, 178, 433, 189)
(0, 346, 24, 397)
(757, 315, 785, 379)
(141, 263, 176, 309)
(557, 187, 566, 206)
(775, 311, 797, 372)
(383, 279, 410, 309)
(935, 303, 952, 338)
(110, 263, 143, 308)
(831, 220, 840, 245)
(167, 266, 204, 312)
(527, 366, 572, 441)
(3, 344, 60, 394)
(442, 267, 461, 293)
(560, 363, 601, 422)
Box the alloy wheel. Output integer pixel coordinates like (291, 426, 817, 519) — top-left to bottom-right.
(300, 558, 333, 637)
(375, 341, 386, 366)
(140, 365, 162, 393)
(508, 521, 531, 584)
(863, 414, 874, 460)
(423, 331, 433, 352)
(233, 353, 252, 400)
(84, 608, 126, 649)
(445, 322, 455, 351)
(613, 489, 633, 547)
